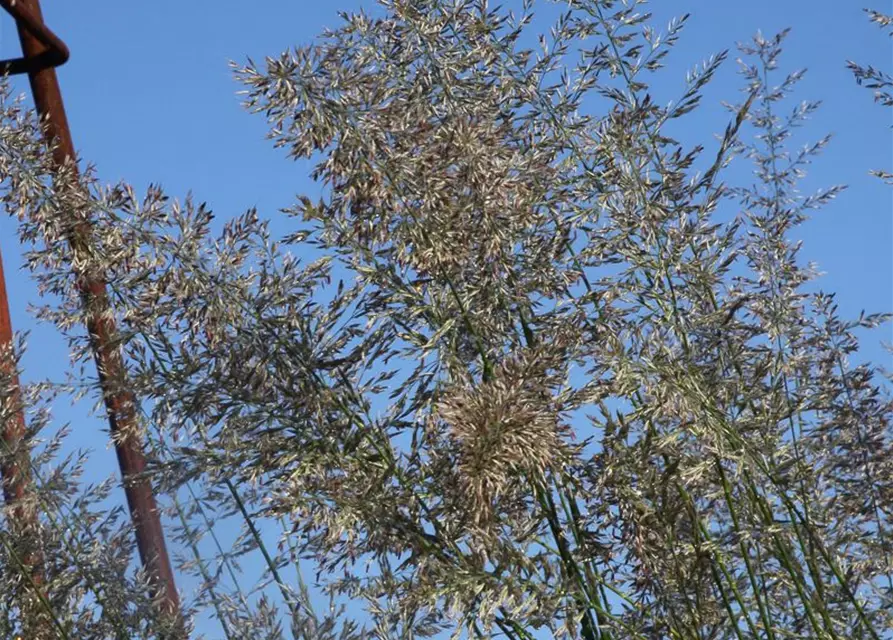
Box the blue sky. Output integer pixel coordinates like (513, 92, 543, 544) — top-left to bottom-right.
(0, 0, 889, 636)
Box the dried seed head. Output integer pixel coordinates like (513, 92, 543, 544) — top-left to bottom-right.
(438, 352, 565, 529)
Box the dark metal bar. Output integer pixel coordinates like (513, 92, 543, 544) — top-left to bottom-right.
(1, 0, 183, 629)
(0, 0, 68, 74)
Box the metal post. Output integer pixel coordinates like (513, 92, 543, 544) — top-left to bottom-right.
(0, 0, 183, 629)
(0, 242, 45, 585)
(0, 247, 31, 517)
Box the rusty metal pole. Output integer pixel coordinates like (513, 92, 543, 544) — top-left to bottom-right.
(0, 2, 67, 567)
(0, 243, 46, 591)
(0, 0, 183, 629)
(0, 248, 34, 522)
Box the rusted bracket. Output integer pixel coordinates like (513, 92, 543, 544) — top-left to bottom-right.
(0, 0, 69, 74)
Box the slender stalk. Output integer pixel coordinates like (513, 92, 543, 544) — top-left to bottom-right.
(0, 528, 69, 639)
(676, 483, 753, 640)
(169, 491, 237, 640)
(715, 459, 776, 639)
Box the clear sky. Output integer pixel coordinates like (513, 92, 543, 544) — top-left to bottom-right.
(0, 0, 889, 636)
